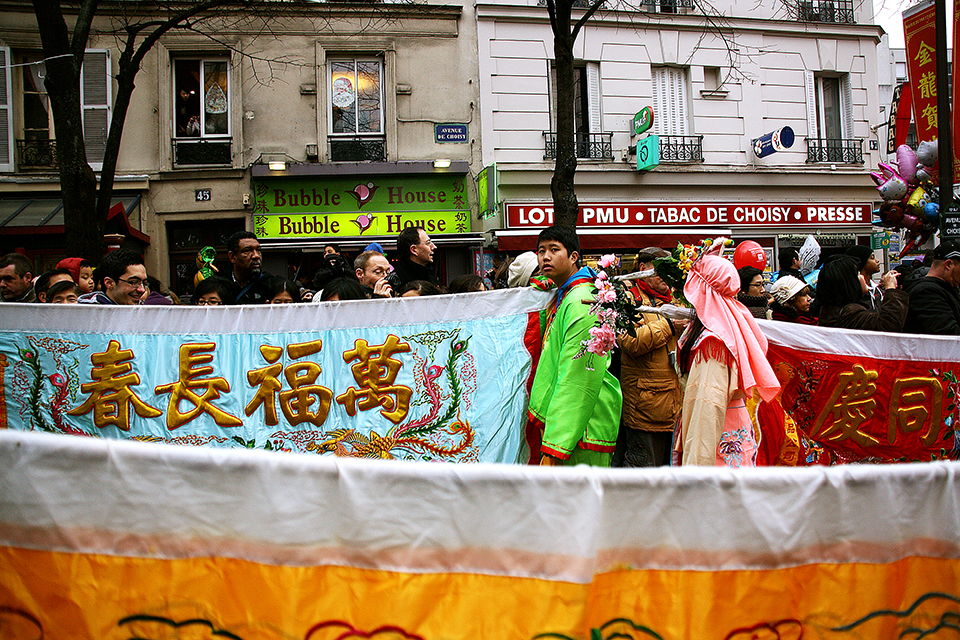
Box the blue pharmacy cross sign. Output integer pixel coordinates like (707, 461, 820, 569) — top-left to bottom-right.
(435, 124, 468, 143)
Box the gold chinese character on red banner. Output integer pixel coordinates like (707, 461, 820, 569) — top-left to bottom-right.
(813, 364, 880, 447)
(336, 335, 412, 424)
(155, 342, 242, 429)
(889, 376, 943, 446)
(246, 340, 333, 428)
(68, 339, 162, 430)
(915, 41, 935, 66)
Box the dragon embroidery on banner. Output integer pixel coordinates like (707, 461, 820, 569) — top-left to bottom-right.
(272, 330, 479, 462)
(7, 335, 91, 436)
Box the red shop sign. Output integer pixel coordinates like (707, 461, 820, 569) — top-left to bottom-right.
(504, 202, 871, 229)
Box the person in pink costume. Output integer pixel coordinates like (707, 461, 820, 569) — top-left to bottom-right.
(676, 252, 780, 467)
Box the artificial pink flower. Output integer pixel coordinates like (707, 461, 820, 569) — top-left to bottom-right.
(598, 254, 617, 269)
(595, 286, 616, 304)
(586, 324, 617, 355)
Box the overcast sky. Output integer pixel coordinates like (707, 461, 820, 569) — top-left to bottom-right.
(874, 0, 952, 48)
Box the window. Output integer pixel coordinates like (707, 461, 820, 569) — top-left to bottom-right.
(328, 58, 385, 162)
(0, 47, 110, 172)
(0, 48, 15, 172)
(652, 66, 689, 136)
(546, 62, 610, 160)
(173, 57, 231, 166)
(805, 71, 861, 163)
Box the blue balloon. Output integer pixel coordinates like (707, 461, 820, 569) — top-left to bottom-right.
(804, 268, 820, 292)
(924, 201, 939, 223)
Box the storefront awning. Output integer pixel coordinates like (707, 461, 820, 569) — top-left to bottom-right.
(0, 195, 149, 243)
(494, 228, 733, 252)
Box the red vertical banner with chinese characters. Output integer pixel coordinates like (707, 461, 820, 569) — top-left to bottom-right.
(953, 0, 960, 180)
(903, 0, 939, 146)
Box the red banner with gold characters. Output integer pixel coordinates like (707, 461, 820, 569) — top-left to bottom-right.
(757, 320, 960, 465)
(903, 0, 939, 146)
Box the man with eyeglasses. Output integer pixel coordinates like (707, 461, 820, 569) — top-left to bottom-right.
(387, 226, 439, 290)
(354, 250, 393, 298)
(903, 240, 960, 335)
(78, 249, 148, 305)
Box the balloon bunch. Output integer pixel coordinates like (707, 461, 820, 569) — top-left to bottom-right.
(871, 140, 940, 258)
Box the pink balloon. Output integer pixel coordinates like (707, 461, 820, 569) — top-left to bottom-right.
(733, 241, 767, 270)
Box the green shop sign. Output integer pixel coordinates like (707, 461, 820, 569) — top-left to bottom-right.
(252, 174, 471, 240)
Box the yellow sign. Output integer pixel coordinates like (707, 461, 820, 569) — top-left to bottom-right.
(254, 211, 468, 239)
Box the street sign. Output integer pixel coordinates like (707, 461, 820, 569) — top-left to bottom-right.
(435, 123, 468, 143)
(633, 107, 654, 136)
(637, 135, 660, 171)
(941, 205, 960, 239)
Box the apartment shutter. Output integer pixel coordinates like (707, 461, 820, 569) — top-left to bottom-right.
(841, 74, 854, 139)
(0, 47, 12, 172)
(652, 66, 687, 136)
(587, 62, 602, 134)
(81, 49, 111, 169)
(804, 70, 818, 137)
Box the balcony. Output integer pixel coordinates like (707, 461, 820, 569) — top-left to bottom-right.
(16, 139, 58, 170)
(659, 135, 703, 163)
(643, 0, 694, 12)
(795, 0, 854, 23)
(537, 0, 603, 7)
(329, 136, 387, 162)
(805, 138, 863, 164)
(174, 139, 232, 167)
(543, 132, 614, 161)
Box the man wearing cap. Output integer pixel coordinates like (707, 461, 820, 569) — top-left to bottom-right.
(845, 245, 882, 309)
(614, 247, 682, 467)
(903, 240, 960, 335)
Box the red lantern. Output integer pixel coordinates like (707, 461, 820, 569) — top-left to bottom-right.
(733, 241, 767, 270)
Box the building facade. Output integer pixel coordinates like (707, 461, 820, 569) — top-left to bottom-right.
(0, 1, 483, 294)
(475, 0, 889, 270)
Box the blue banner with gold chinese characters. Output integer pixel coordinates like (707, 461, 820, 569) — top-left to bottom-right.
(0, 289, 551, 462)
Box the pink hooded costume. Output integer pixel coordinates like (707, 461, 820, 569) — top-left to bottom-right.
(677, 254, 780, 466)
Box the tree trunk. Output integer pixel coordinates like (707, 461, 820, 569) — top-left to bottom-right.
(550, 4, 579, 230)
(33, 0, 103, 260)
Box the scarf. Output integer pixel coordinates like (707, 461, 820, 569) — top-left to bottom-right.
(684, 255, 780, 402)
(634, 279, 672, 304)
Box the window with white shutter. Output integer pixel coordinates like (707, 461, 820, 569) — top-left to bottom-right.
(651, 66, 689, 136)
(548, 61, 606, 159)
(0, 47, 12, 172)
(807, 72, 859, 162)
(80, 49, 111, 170)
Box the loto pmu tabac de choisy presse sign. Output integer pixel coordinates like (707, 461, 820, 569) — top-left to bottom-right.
(252, 174, 472, 239)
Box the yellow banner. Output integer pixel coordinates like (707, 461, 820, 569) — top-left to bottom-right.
(2, 547, 958, 639)
(254, 210, 469, 239)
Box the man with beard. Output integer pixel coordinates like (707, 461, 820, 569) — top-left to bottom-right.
(226, 231, 272, 304)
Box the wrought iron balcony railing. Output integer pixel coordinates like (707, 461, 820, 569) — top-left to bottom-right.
(537, 0, 603, 8)
(329, 137, 387, 162)
(805, 138, 863, 164)
(643, 0, 694, 12)
(659, 135, 703, 163)
(173, 139, 232, 167)
(795, 0, 854, 23)
(543, 132, 614, 160)
(16, 139, 58, 170)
